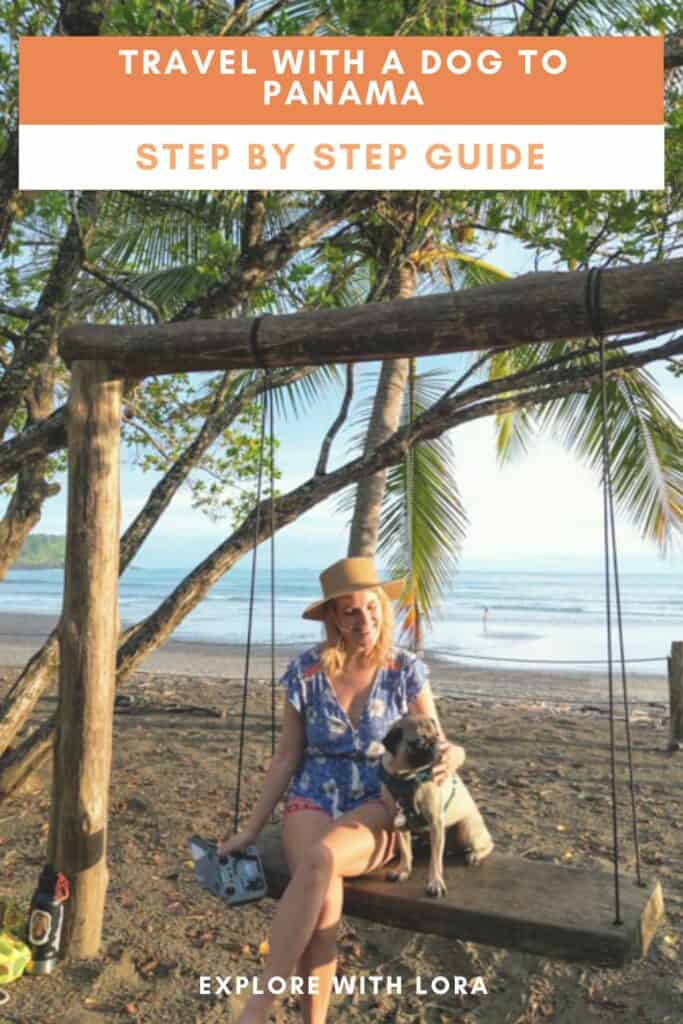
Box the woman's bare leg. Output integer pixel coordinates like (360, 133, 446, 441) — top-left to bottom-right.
(235, 802, 395, 1024)
(282, 811, 337, 1024)
(295, 806, 398, 1024)
(296, 876, 343, 1024)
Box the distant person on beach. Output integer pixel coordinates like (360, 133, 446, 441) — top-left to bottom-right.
(218, 557, 463, 1024)
(483, 607, 489, 634)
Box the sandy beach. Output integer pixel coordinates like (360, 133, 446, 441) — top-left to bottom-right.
(0, 614, 680, 1023)
(0, 610, 670, 709)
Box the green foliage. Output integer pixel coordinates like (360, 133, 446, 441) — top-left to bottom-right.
(329, 0, 478, 35)
(16, 533, 65, 567)
(107, 0, 230, 35)
(121, 372, 277, 524)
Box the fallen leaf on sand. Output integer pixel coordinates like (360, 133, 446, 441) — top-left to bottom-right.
(258, 940, 270, 956)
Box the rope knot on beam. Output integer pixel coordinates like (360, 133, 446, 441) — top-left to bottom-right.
(248, 315, 270, 369)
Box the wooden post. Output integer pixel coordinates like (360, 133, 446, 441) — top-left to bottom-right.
(48, 360, 121, 959)
(668, 641, 683, 752)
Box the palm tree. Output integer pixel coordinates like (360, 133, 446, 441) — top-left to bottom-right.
(344, 193, 681, 648)
(347, 229, 514, 650)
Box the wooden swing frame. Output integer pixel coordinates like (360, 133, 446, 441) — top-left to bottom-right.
(51, 259, 680, 959)
(256, 827, 663, 967)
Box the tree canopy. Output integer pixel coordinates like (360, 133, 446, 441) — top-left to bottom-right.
(0, 0, 681, 795)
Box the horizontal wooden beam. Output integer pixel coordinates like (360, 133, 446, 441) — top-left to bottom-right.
(60, 259, 683, 378)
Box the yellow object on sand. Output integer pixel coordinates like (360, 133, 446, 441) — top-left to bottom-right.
(0, 931, 32, 984)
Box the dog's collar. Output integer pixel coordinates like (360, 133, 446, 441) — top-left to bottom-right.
(378, 762, 457, 832)
(378, 762, 433, 791)
(379, 763, 431, 831)
(391, 763, 434, 782)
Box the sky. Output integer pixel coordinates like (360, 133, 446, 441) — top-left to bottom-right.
(6, 232, 683, 575)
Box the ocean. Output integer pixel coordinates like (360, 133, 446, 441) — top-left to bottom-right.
(1, 564, 679, 676)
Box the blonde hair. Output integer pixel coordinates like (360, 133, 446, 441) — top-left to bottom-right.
(319, 586, 395, 679)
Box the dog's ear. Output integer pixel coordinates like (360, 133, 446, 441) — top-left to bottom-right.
(383, 725, 403, 755)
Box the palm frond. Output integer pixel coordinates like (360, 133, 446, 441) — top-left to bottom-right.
(537, 360, 683, 552)
(379, 435, 468, 644)
(488, 344, 551, 463)
(269, 365, 341, 420)
(525, 0, 679, 35)
(377, 366, 468, 648)
(451, 255, 510, 289)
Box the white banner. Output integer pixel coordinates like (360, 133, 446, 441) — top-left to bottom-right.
(20, 124, 664, 190)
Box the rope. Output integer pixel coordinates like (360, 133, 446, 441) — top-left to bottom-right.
(608, 508, 645, 882)
(269, 376, 277, 763)
(599, 294, 644, 884)
(593, 267, 622, 923)
(599, 328, 622, 925)
(440, 692, 664, 711)
(407, 360, 419, 655)
(232, 372, 269, 835)
(267, 377, 279, 825)
(439, 652, 666, 666)
(587, 265, 645, 921)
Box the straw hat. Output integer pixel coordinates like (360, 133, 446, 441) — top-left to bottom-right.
(302, 557, 404, 621)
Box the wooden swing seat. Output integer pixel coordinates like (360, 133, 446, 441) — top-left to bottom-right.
(256, 826, 663, 967)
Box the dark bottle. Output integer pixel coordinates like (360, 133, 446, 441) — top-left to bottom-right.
(27, 865, 69, 975)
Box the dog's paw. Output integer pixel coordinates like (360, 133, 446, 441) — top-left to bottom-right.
(464, 842, 494, 867)
(426, 878, 448, 899)
(387, 868, 411, 883)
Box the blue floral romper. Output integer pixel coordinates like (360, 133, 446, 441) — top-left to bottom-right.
(280, 645, 428, 819)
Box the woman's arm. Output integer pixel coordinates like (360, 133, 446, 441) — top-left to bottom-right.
(218, 700, 305, 854)
(409, 678, 465, 782)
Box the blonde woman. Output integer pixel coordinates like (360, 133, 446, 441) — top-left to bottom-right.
(219, 557, 464, 1024)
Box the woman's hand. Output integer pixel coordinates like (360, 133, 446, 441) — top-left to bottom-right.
(431, 741, 465, 785)
(217, 829, 257, 859)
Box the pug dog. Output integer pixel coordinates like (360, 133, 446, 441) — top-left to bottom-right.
(379, 713, 493, 898)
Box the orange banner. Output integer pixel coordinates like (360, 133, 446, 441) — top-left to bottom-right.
(20, 37, 662, 126)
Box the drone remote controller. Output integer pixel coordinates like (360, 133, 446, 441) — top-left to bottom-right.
(188, 835, 268, 905)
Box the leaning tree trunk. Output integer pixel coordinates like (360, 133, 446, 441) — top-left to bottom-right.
(0, 367, 309, 767)
(0, 128, 18, 256)
(0, 332, 61, 579)
(348, 260, 416, 556)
